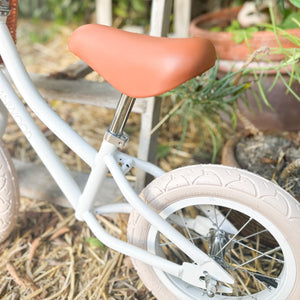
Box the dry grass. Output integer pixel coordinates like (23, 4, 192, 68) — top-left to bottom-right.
(0, 197, 155, 300)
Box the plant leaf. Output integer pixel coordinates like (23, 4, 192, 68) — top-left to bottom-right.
(157, 145, 171, 159)
(131, 0, 146, 13)
(289, 0, 300, 8)
(277, 0, 286, 15)
(86, 237, 105, 249)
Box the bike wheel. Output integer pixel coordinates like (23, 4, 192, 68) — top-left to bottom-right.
(0, 139, 19, 243)
(127, 165, 300, 300)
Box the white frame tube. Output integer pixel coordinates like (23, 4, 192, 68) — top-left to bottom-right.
(0, 21, 96, 167)
(105, 152, 215, 264)
(0, 19, 232, 283)
(84, 210, 182, 277)
(0, 69, 81, 208)
(0, 69, 184, 275)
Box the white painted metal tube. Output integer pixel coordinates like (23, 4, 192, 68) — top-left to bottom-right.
(105, 153, 212, 264)
(0, 70, 81, 208)
(75, 140, 116, 220)
(77, 143, 163, 219)
(83, 210, 181, 277)
(116, 152, 165, 178)
(0, 23, 96, 167)
(0, 94, 8, 137)
(94, 203, 132, 215)
(105, 153, 234, 283)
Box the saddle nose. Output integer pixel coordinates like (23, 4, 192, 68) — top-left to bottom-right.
(69, 24, 216, 98)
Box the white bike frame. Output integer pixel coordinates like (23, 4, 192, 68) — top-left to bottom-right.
(0, 15, 233, 287)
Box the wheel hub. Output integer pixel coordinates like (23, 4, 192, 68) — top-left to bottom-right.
(202, 228, 231, 297)
(209, 228, 230, 262)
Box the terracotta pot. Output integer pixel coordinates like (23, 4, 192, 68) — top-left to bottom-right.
(189, 6, 300, 61)
(190, 6, 300, 131)
(221, 132, 243, 168)
(218, 68, 300, 131)
(240, 75, 300, 131)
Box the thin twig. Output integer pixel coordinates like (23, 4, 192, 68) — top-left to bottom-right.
(233, 46, 271, 86)
(7, 262, 39, 295)
(236, 111, 262, 137)
(6, 262, 28, 289)
(49, 226, 70, 241)
(280, 158, 300, 180)
(233, 46, 270, 136)
(28, 238, 41, 264)
(149, 98, 185, 136)
(22, 277, 60, 300)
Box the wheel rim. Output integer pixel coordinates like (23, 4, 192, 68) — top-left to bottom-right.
(146, 197, 296, 300)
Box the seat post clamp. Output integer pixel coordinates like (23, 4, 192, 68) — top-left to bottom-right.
(104, 129, 129, 149)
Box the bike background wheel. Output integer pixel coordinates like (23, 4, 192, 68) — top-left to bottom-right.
(127, 164, 300, 300)
(0, 139, 19, 243)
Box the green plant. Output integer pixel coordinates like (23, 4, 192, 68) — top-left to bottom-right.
(215, 0, 300, 44)
(241, 7, 300, 105)
(113, 0, 150, 27)
(226, 20, 259, 43)
(18, 0, 95, 24)
(220, 1, 300, 108)
(19, 0, 150, 26)
(278, 0, 300, 9)
(155, 61, 249, 162)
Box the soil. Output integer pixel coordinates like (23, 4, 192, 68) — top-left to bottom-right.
(235, 132, 300, 199)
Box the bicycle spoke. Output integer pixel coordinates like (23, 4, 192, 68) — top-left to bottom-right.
(214, 205, 220, 229)
(215, 217, 253, 257)
(178, 210, 195, 246)
(147, 199, 286, 298)
(237, 229, 268, 243)
(232, 239, 284, 264)
(219, 208, 232, 229)
(159, 234, 208, 247)
(233, 246, 281, 270)
(228, 257, 270, 291)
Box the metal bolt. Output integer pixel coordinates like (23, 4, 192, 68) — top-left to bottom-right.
(204, 271, 217, 298)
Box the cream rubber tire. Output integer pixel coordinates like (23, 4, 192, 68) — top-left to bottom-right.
(0, 139, 19, 243)
(127, 164, 300, 300)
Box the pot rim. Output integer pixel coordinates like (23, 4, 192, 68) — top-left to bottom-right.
(190, 6, 300, 39)
(189, 6, 300, 61)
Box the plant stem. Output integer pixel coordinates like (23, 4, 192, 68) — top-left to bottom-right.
(149, 98, 185, 136)
(280, 158, 300, 180)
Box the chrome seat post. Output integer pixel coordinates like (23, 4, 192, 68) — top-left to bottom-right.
(104, 94, 136, 148)
(109, 94, 136, 135)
